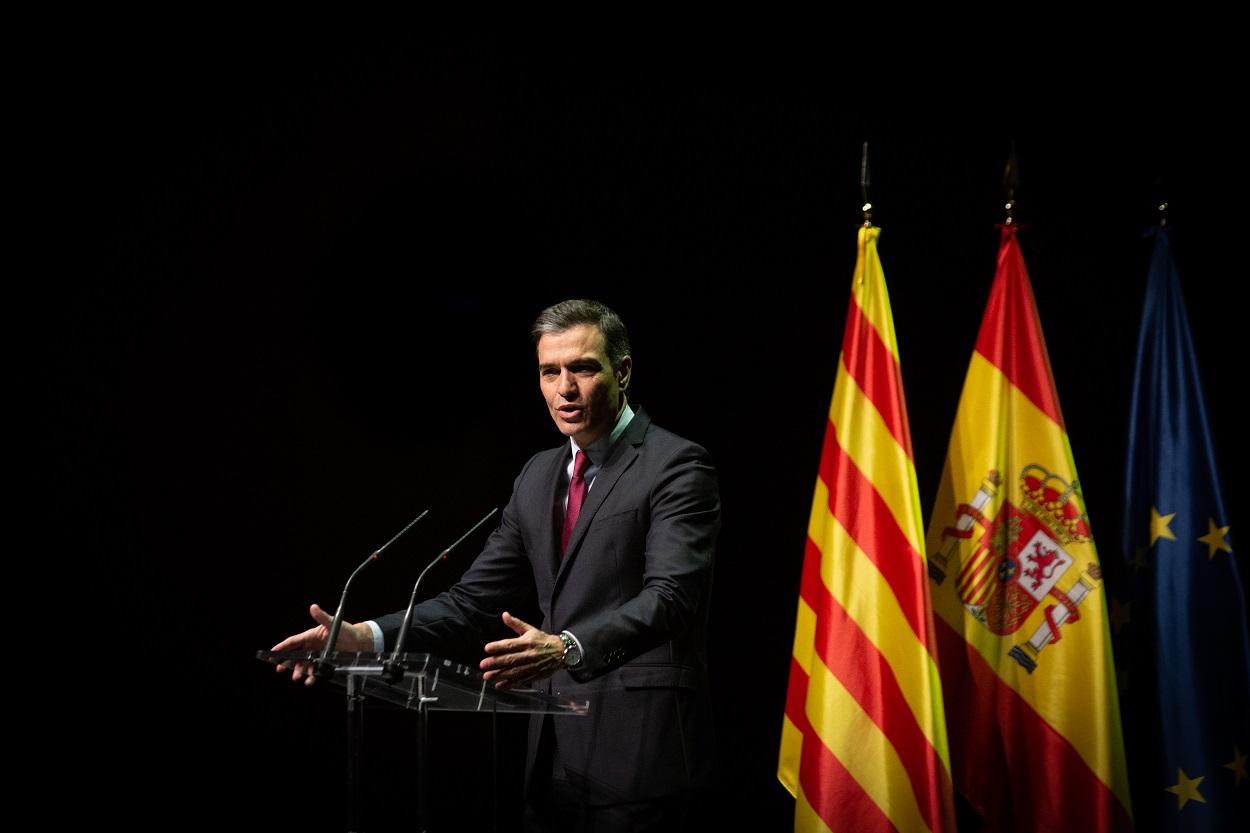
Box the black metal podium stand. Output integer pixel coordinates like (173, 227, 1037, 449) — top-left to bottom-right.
(258, 650, 587, 832)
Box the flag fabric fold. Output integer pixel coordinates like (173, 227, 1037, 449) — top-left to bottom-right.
(780, 225, 955, 833)
(1113, 225, 1250, 832)
(924, 225, 1133, 832)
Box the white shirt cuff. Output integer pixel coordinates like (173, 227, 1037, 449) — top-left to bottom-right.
(365, 620, 384, 652)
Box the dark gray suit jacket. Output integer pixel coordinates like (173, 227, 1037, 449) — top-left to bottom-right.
(375, 407, 720, 804)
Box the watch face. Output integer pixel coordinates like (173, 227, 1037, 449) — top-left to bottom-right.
(561, 634, 581, 666)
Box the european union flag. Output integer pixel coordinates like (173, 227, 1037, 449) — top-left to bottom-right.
(1115, 225, 1250, 832)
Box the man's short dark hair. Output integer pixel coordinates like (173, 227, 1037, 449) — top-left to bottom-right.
(531, 299, 631, 370)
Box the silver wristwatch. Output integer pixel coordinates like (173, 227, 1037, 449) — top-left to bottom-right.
(558, 631, 582, 668)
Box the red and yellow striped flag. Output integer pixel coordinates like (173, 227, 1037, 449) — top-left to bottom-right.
(925, 226, 1133, 831)
(779, 226, 955, 833)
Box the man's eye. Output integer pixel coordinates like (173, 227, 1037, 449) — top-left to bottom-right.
(541, 368, 558, 377)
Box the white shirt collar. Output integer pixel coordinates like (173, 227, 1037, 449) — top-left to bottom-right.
(569, 402, 635, 462)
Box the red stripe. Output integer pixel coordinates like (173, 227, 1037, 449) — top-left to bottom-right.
(973, 227, 1065, 427)
(955, 555, 987, 591)
(962, 563, 992, 598)
(959, 558, 994, 603)
(935, 616, 1133, 832)
(799, 537, 954, 833)
(840, 291, 915, 459)
(960, 565, 990, 602)
(819, 421, 932, 654)
(784, 654, 810, 736)
(785, 658, 902, 833)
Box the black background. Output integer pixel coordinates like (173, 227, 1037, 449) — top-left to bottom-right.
(51, 38, 1245, 830)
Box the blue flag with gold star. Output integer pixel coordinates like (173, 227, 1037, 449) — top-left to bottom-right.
(1116, 225, 1250, 832)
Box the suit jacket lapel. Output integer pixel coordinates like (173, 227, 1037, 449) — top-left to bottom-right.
(532, 447, 566, 580)
(555, 408, 651, 588)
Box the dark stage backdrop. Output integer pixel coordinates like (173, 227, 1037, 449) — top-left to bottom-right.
(56, 42, 1244, 830)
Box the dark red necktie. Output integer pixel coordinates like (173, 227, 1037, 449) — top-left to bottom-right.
(561, 450, 591, 553)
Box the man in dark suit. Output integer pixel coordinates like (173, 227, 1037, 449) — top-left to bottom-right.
(273, 299, 720, 831)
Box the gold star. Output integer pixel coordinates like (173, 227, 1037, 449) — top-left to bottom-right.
(1166, 768, 1206, 810)
(1151, 507, 1177, 546)
(1198, 518, 1232, 560)
(1110, 597, 1132, 636)
(1226, 746, 1248, 787)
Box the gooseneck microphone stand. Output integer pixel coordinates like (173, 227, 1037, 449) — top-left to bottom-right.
(315, 510, 430, 681)
(313, 509, 429, 833)
(381, 508, 499, 830)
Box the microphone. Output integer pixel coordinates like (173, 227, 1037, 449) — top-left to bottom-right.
(381, 507, 499, 684)
(313, 509, 431, 680)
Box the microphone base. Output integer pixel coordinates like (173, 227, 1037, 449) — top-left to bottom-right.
(313, 658, 338, 681)
(379, 659, 406, 686)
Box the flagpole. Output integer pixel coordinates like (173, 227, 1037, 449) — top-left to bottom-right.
(860, 140, 873, 229)
(1003, 140, 1019, 225)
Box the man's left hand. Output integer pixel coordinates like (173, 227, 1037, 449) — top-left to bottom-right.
(480, 612, 566, 689)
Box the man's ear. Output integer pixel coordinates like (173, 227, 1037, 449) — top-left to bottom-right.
(616, 356, 633, 390)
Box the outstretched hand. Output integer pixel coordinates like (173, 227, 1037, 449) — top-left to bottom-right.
(270, 603, 373, 686)
(480, 612, 565, 689)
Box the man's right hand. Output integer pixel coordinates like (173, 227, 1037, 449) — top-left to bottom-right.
(270, 603, 373, 686)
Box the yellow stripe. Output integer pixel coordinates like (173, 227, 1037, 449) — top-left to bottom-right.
(927, 351, 1131, 809)
(837, 226, 925, 555)
(779, 596, 818, 794)
(807, 650, 934, 833)
(810, 479, 950, 765)
(790, 595, 817, 677)
(778, 713, 804, 799)
(795, 781, 835, 833)
(828, 360, 926, 555)
(853, 225, 901, 365)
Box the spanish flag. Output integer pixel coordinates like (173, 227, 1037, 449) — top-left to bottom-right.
(925, 225, 1133, 831)
(780, 225, 955, 833)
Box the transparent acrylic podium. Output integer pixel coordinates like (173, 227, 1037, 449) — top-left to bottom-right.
(258, 650, 587, 832)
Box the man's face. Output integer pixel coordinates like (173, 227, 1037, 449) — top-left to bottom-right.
(537, 324, 631, 448)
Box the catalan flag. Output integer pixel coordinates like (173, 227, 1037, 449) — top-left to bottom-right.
(924, 225, 1133, 831)
(1113, 225, 1250, 832)
(779, 225, 955, 833)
